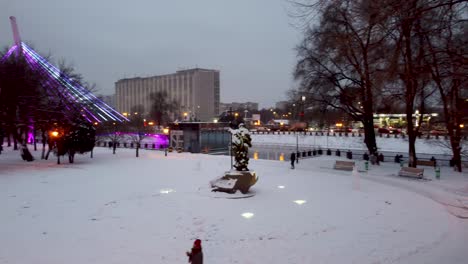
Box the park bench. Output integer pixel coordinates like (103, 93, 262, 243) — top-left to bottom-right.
(416, 160, 435, 167)
(334, 160, 355, 171)
(398, 167, 424, 179)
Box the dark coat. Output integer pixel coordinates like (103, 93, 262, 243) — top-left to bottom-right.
(290, 152, 296, 161)
(188, 248, 203, 264)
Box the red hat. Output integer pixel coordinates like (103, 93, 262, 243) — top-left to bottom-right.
(193, 239, 202, 248)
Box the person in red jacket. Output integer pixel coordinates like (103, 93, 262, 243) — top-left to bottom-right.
(186, 239, 203, 264)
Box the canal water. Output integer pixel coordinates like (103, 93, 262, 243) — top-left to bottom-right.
(215, 144, 457, 166)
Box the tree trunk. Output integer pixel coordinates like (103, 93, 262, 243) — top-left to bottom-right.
(41, 131, 47, 159)
(406, 107, 418, 167)
(7, 130, 11, 147)
(136, 146, 139, 157)
(362, 116, 377, 155)
(113, 144, 116, 154)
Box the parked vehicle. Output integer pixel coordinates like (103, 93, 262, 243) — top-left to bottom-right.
(430, 129, 447, 136)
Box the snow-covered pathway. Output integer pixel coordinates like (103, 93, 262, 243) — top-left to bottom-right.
(1, 147, 468, 263)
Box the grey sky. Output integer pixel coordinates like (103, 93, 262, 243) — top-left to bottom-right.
(0, 0, 301, 108)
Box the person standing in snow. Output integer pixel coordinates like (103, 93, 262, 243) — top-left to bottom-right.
(290, 152, 296, 169)
(186, 239, 203, 264)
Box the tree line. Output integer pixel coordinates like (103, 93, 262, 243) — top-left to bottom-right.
(0, 45, 178, 162)
(290, 0, 467, 171)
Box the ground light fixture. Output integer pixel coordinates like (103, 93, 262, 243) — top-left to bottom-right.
(159, 188, 175, 194)
(241, 212, 254, 219)
(294, 200, 306, 205)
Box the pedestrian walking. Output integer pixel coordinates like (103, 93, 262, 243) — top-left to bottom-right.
(290, 152, 296, 169)
(186, 239, 203, 264)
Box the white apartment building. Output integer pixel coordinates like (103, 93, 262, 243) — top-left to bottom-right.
(115, 68, 220, 121)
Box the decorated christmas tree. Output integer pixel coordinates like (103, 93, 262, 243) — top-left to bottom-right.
(230, 124, 252, 171)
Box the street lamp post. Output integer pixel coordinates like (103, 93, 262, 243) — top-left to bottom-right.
(301, 95, 306, 123)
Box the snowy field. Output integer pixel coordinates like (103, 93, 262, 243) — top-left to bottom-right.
(1, 146, 468, 264)
(251, 133, 462, 155)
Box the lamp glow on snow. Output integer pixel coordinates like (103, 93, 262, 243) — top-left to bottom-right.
(278, 185, 285, 189)
(294, 200, 306, 205)
(241, 212, 254, 219)
(279, 153, 284, 161)
(160, 188, 175, 194)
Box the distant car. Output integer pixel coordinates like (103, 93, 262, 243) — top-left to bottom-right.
(256, 126, 270, 132)
(430, 129, 447, 136)
(377, 128, 390, 134)
(389, 128, 401, 134)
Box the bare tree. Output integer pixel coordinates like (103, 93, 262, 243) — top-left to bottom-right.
(149, 91, 179, 127)
(293, 0, 393, 154)
(422, 1, 467, 171)
(386, 0, 466, 167)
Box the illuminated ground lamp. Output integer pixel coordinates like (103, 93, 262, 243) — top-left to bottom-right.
(294, 200, 307, 205)
(241, 212, 254, 219)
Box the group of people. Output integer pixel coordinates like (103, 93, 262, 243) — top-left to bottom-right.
(394, 154, 404, 163)
(363, 152, 384, 165)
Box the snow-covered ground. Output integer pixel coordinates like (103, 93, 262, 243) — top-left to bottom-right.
(1, 146, 468, 263)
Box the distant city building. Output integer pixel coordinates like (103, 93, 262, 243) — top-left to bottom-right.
(115, 68, 220, 121)
(219, 101, 259, 114)
(97, 94, 116, 108)
(275, 101, 288, 110)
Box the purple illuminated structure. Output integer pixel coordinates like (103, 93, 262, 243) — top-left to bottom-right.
(1, 17, 128, 123)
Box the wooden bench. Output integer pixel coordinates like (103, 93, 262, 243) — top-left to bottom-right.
(334, 160, 355, 171)
(416, 160, 435, 167)
(398, 167, 424, 179)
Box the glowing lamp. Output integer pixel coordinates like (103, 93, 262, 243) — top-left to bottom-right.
(241, 212, 254, 219)
(460, 124, 465, 128)
(163, 128, 169, 134)
(294, 200, 306, 205)
(336, 123, 343, 127)
(279, 153, 284, 161)
(148, 122, 154, 126)
(51, 131, 59, 137)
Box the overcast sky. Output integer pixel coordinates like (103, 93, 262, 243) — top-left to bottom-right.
(0, 0, 302, 108)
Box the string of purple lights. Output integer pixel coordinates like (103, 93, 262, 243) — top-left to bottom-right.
(1, 42, 128, 123)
